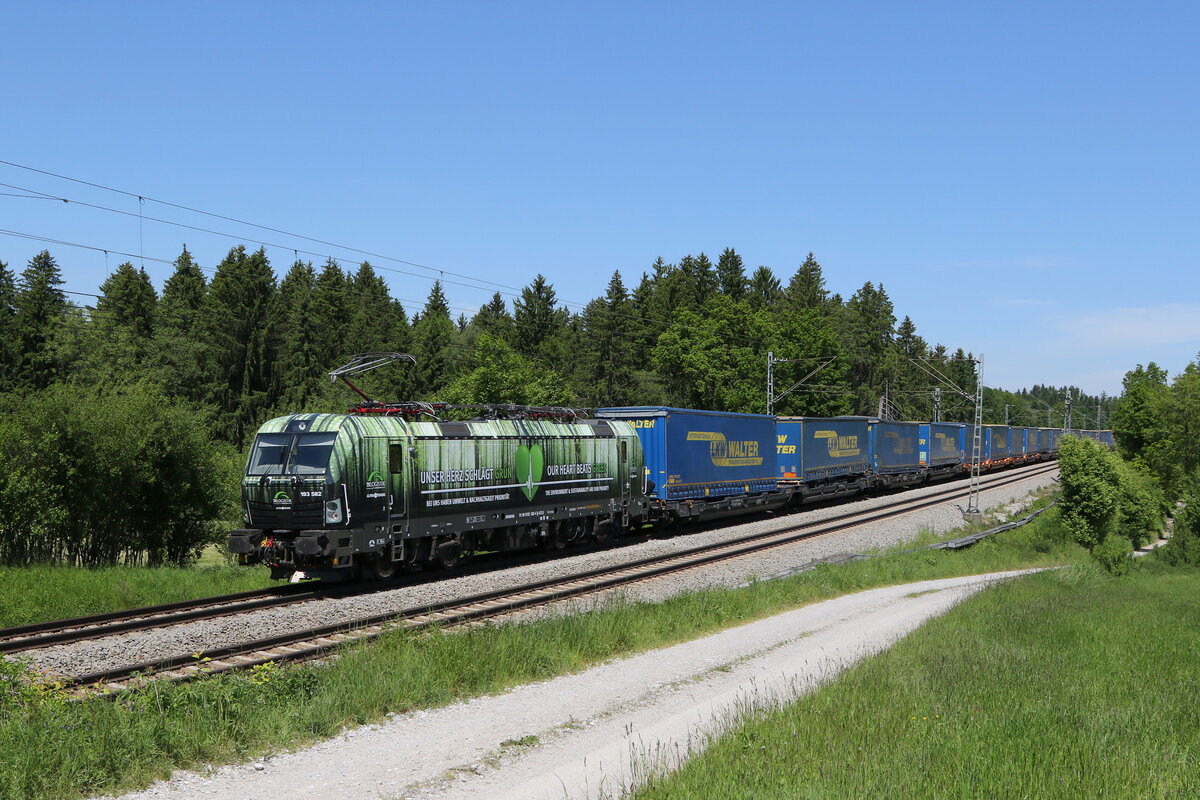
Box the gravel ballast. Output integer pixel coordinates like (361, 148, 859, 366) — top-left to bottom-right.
(25, 464, 1058, 678)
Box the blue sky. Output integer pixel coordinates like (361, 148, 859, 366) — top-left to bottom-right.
(2, 1, 1196, 395)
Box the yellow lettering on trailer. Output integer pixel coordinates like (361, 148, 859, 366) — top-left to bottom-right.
(686, 431, 764, 467)
(812, 430, 861, 457)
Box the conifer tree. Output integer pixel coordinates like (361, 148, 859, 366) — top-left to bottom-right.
(747, 265, 782, 309)
(512, 274, 566, 360)
(581, 270, 635, 405)
(471, 292, 515, 343)
(839, 281, 897, 412)
(94, 262, 158, 371)
(646, 257, 685, 321)
(277, 259, 324, 408)
(200, 246, 281, 443)
(159, 246, 206, 332)
(786, 252, 829, 310)
(154, 247, 209, 403)
(890, 315, 930, 419)
(311, 258, 350, 370)
(411, 280, 455, 394)
(14, 250, 67, 389)
(716, 247, 747, 299)
(688, 252, 718, 306)
(345, 261, 396, 354)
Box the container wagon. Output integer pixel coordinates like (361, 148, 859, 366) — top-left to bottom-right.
(868, 419, 924, 487)
(596, 406, 789, 521)
(776, 416, 872, 502)
(919, 422, 966, 478)
(982, 425, 1013, 466)
(1010, 426, 1030, 462)
(1026, 427, 1045, 457)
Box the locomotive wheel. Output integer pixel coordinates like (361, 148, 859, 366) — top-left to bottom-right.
(592, 520, 615, 547)
(432, 539, 461, 569)
(367, 554, 398, 581)
(541, 521, 568, 551)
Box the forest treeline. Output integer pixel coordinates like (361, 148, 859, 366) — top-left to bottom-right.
(0, 245, 1109, 566)
(0, 245, 1106, 442)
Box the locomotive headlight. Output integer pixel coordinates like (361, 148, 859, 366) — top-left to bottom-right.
(324, 499, 343, 524)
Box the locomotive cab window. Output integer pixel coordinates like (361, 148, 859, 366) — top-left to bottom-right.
(619, 440, 627, 462)
(247, 432, 337, 475)
(389, 443, 404, 473)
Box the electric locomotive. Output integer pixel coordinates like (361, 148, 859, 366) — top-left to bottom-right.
(228, 353, 646, 581)
(227, 407, 646, 581)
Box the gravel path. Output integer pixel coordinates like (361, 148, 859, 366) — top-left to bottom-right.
(104, 569, 1043, 800)
(26, 464, 1057, 678)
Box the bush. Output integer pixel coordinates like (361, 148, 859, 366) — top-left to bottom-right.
(1116, 461, 1166, 547)
(0, 382, 239, 567)
(1059, 436, 1121, 549)
(1092, 531, 1133, 575)
(1160, 474, 1200, 567)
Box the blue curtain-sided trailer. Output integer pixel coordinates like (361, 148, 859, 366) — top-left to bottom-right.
(982, 425, 1013, 464)
(775, 416, 872, 502)
(596, 407, 789, 521)
(919, 422, 966, 472)
(868, 419, 924, 486)
(1010, 426, 1030, 460)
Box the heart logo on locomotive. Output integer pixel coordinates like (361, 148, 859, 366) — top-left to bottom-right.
(515, 443, 544, 501)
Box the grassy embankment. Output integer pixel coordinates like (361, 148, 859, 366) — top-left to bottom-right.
(0, 497, 1095, 800)
(635, 560, 1199, 800)
(0, 562, 272, 628)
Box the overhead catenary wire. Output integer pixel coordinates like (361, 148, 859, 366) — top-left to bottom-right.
(0, 180, 523, 299)
(0, 159, 523, 294)
(0, 161, 870, 348)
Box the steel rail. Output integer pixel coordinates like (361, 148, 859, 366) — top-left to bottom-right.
(0, 585, 314, 654)
(65, 461, 1057, 697)
(0, 458, 1050, 653)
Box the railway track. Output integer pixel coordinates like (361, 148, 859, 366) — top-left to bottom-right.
(45, 460, 1057, 697)
(0, 544, 591, 653)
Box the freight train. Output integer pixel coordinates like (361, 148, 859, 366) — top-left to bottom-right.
(227, 402, 1113, 582)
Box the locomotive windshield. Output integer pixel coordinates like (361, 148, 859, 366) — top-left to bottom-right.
(247, 432, 338, 475)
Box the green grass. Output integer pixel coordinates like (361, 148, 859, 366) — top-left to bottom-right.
(634, 562, 1200, 800)
(0, 564, 273, 628)
(0, 503, 1093, 800)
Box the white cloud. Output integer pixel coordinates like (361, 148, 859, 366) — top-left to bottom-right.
(1060, 303, 1200, 353)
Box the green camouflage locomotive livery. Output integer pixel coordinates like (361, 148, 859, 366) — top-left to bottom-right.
(228, 412, 645, 580)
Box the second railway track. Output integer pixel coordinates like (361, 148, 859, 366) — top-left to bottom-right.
(40, 461, 1057, 697)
